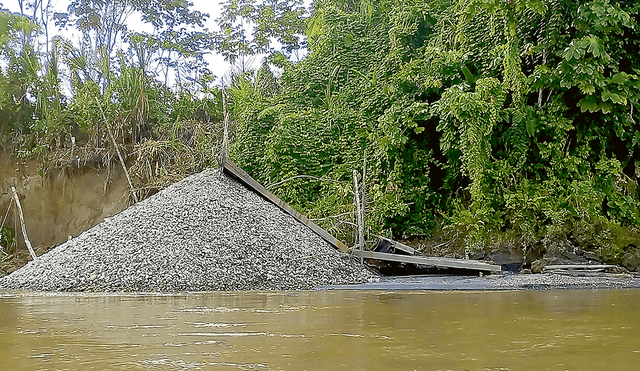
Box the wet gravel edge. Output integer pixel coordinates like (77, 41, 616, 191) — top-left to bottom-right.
(319, 272, 640, 291)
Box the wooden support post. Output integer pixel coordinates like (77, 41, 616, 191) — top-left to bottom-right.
(11, 187, 37, 260)
(353, 170, 364, 264)
(361, 153, 367, 246)
(222, 91, 230, 159)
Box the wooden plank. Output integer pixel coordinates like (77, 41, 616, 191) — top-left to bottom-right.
(220, 156, 348, 252)
(543, 264, 616, 271)
(542, 264, 622, 276)
(378, 237, 415, 255)
(551, 271, 607, 277)
(354, 250, 501, 273)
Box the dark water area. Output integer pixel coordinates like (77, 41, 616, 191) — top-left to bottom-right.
(1, 289, 639, 370)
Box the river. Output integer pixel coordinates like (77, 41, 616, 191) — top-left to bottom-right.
(1, 289, 639, 370)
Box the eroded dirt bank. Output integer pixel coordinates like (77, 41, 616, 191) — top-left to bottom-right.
(1, 152, 130, 273)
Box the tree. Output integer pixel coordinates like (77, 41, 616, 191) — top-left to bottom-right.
(0, 10, 40, 133)
(130, 0, 215, 87)
(215, 0, 308, 65)
(436, 0, 640, 247)
(53, 0, 137, 85)
(13, 0, 48, 49)
(228, 0, 640, 258)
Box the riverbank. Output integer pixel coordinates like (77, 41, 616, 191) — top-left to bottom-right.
(2, 161, 638, 292)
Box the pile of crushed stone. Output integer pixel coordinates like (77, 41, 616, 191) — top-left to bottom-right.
(0, 169, 375, 292)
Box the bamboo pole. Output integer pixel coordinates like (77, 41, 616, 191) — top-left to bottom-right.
(11, 187, 37, 260)
(95, 97, 139, 203)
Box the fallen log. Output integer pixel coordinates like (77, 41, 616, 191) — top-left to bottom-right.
(542, 264, 625, 276)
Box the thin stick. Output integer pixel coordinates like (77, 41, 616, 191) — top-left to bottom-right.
(11, 187, 36, 260)
(1, 197, 12, 231)
(95, 97, 139, 203)
(221, 89, 230, 161)
(353, 170, 364, 264)
(361, 152, 367, 243)
(1, 198, 12, 255)
(337, 220, 357, 228)
(432, 240, 451, 249)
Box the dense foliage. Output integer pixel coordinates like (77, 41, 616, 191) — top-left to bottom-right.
(228, 0, 640, 260)
(2, 0, 639, 263)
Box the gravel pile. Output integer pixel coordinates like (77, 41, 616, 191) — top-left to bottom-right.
(0, 169, 375, 292)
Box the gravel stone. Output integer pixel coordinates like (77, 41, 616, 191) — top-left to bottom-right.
(0, 169, 376, 292)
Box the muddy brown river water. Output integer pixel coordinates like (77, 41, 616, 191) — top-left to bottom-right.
(1, 289, 639, 370)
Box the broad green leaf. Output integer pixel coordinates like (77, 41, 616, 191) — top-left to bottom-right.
(600, 102, 613, 113)
(602, 90, 626, 105)
(574, 19, 588, 31)
(462, 66, 475, 83)
(563, 41, 585, 61)
(578, 82, 595, 95)
(343, 34, 353, 47)
(610, 73, 628, 84)
(513, 110, 524, 124)
(526, 118, 536, 137)
(585, 36, 605, 58)
(579, 97, 599, 112)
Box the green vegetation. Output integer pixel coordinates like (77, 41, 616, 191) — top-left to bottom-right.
(225, 0, 640, 261)
(1, 0, 639, 263)
(1, 224, 16, 256)
(1, 1, 222, 199)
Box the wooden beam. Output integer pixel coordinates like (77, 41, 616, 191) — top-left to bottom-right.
(220, 156, 348, 252)
(542, 264, 623, 277)
(543, 264, 616, 270)
(354, 250, 501, 273)
(378, 236, 415, 255)
(542, 264, 621, 276)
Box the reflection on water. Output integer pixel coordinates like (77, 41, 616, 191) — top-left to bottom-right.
(1, 289, 639, 370)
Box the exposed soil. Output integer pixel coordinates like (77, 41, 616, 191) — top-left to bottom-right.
(0, 152, 130, 251)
